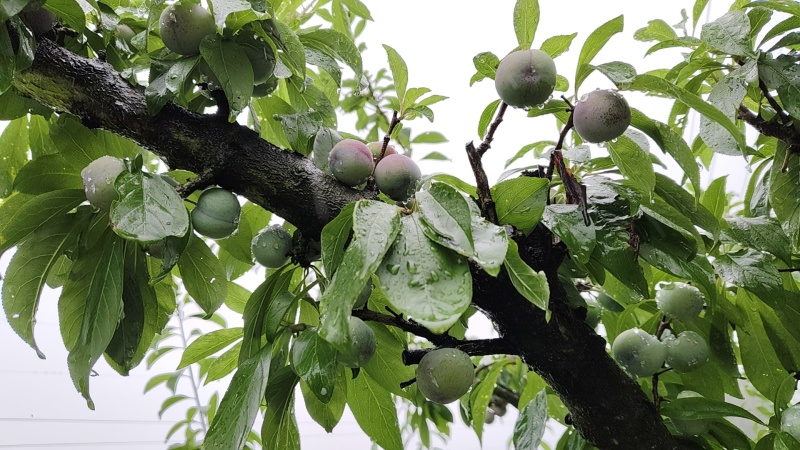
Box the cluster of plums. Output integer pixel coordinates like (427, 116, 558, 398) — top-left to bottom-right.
(494, 49, 631, 143)
(611, 283, 709, 378)
(328, 139, 422, 202)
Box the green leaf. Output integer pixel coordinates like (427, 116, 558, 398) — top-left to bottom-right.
(504, 240, 549, 310)
(14, 154, 83, 195)
(625, 75, 746, 154)
(575, 15, 624, 93)
(383, 45, 408, 106)
(347, 372, 402, 450)
(203, 345, 272, 450)
(201, 36, 253, 120)
(693, 0, 710, 28)
(291, 328, 338, 403)
(0, 118, 29, 197)
(470, 362, 505, 441)
(209, 0, 258, 29)
(700, 10, 752, 56)
(178, 328, 243, 369)
(416, 183, 474, 253)
(478, 100, 501, 139)
(513, 0, 539, 49)
(106, 243, 171, 375)
(713, 250, 785, 308)
(241, 268, 294, 362)
(0, 189, 86, 255)
(274, 112, 322, 156)
(362, 323, 414, 398)
(301, 367, 347, 432)
(540, 33, 578, 58)
(592, 61, 637, 87)
(206, 341, 242, 383)
(491, 177, 549, 234)
(110, 172, 189, 242)
(66, 231, 124, 408)
(0, 0, 27, 22)
(177, 236, 227, 315)
(320, 202, 355, 277)
(702, 176, 727, 220)
(3, 214, 79, 358)
(660, 396, 764, 424)
(320, 201, 400, 349)
(472, 52, 500, 82)
(630, 109, 701, 196)
(542, 204, 596, 264)
(376, 214, 472, 333)
(726, 216, 792, 265)
(699, 63, 751, 156)
(606, 135, 656, 195)
(770, 143, 800, 249)
(299, 28, 362, 76)
(261, 366, 301, 450)
(411, 131, 448, 144)
(272, 19, 306, 78)
(43, 0, 85, 32)
(513, 389, 548, 450)
(0, 26, 12, 95)
(634, 19, 678, 42)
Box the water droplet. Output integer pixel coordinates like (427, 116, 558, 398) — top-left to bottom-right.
(387, 264, 400, 275)
(320, 387, 328, 396)
(11, 313, 20, 319)
(406, 261, 417, 274)
(429, 271, 439, 282)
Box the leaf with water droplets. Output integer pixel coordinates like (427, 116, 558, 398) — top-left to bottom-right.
(376, 214, 472, 333)
(110, 171, 189, 242)
(319, 201, 401, 350)
(417, 183, 474, 253)
(504, 240, 549, 311)
(491, 177, 548, 234)
(177, 236, 227, 315)
(291, 328, 338, 404)
(3, 213, 82, 358)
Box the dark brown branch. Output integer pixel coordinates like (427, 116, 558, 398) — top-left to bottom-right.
(401, 339, 515, 365)
(545, 107, 590, 225)
(352, 308, 459, 347)
(466, 141, 498, 224)
(652, 315, 671, 409)
(739, 105, 800, 173)
(477, 102, 508, 156)
(759, 79, 790, 123)
(779, 268, 800, 273)
(377, 110, 400, 163)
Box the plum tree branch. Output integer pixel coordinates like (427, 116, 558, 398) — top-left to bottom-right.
(478, 101, 508, 156)
(12, 37, 679, 450)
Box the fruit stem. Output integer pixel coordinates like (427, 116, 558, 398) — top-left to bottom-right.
(178, 167, 217, 199)
(377, 110, 401, 164)
(651, 314, 671, 410)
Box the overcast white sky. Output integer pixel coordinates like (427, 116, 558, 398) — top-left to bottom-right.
(0, 1, 740, 449)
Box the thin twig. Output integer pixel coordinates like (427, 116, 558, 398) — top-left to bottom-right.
(778, 268, 800, 273)
(545, 101, 590, 225)
(177, 167, 216, 199)
(466, 141, 499, 224)
(378, 110, 401, 163)
(352, 308, 459, 347)
(478, 102, 509, 156)
(759, 79, 790, 123)
(401, 338, 514, 365)
(651, 315, 671, 410)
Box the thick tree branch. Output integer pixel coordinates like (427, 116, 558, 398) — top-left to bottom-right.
(14, 38, 679, 450)
(12, 39, 367, 238)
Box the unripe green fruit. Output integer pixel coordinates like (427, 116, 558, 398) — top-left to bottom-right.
(338, 316, 377, 368)
(664, 331, 709, 373)
(374, 154, 422, 202)
(191, 188, 241, 239)
(611, 328, 666, 377)
(252, 77, 277, 98)
(81, 156, 125, 211)
(656, 282, 705, 323)
(416, 348, 473, 404)
(147, 240, 165, 259)
(484, 410, 495, 424)
(353, 281, 372, 309)
(494, 49, 557, 108)
(251, 224, 292, 268)
(20, 1, 58, 36)
(366, 141, 397, 161)
(782, 404, 800, 443)
(117, 24, 135, 45)
(572, 89, 631, 143)
(672, 391, 712, 436)
(159, 2, 216, 56)
(328, 139, 374, 187)
(241, 41, 275, 85)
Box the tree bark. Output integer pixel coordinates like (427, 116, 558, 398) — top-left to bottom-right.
(11, 38, 680, 450)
